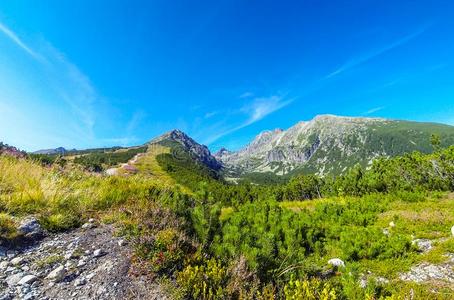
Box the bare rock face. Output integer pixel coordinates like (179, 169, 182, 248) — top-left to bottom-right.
(214, 148, 232, 158)
(215, 114, 427, 176)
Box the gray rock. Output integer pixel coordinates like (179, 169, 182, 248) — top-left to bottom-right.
(0, 261, 9, 270)
(77, 260, 86, 267)
(81, 223, 95, 229)
(328, 258, 345, 268)
(18, 217, 43, 238)
(400, 262, 454, 283)
(93, 249, 104, 257)
(74, 277, 86, 286)
(6, 272, 24, 287)
(117, 239, 127, 247)
(46, 265, 65, 282)
(10, 257, 24, 266)
(6, 250, 17, 258)
(0, 293, 14, 300)
(23, 292, 34, 300)
(412, 239, 432, 253)
(18, 275, 37, 285)
(64, 251, 74, 260)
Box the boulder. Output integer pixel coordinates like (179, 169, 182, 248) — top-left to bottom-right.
(93, 249, 104, 258)
(81, 223, 95, 229)
(74, 277, 86, 286)
(46, 265, 65, 282)
(6, 272, 24, 287)
(18, 217, 43, 238)
(18, 275, 37, 285)
(328, 258, 345, 268)
(0, 261, 9, 270)
(10, 257, 24, 266)
(412, 239, 432, 253)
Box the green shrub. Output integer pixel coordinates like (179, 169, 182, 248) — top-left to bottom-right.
(177, 259, 228, 300)
(0, 213, 18, 240)
(39, 213, 81, 232)
(283, 276, 337, 300)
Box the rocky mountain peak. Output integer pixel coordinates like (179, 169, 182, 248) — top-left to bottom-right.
(216, 115, 454, 176)
(214, 147, 232, 158)
(151, 129, 223, 171)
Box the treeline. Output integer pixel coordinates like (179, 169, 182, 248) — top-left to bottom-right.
(163, 146, 454, 206)
(277, 146, 454, 201)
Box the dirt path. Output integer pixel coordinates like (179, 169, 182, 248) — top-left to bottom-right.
(0, 222, 166, 300)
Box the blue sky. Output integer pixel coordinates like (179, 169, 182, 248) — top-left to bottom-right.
(0, 1, 453, 151)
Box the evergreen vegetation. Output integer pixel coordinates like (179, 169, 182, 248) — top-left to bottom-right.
(0, 142, 453, 299)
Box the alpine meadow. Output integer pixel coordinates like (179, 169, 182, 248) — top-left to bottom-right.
(1, 1, 454, 300)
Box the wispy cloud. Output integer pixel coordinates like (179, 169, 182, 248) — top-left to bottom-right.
(204, 111, 219, 118)
(241, 96, 293, 125)
(126, 110, 146, 133)
(203, 95, 293, 144)
(0, 22, 41, 60)
(0, 20, 102, 146)
(364, 106, 386, 115)
(239, 92, 254, 98)
(326, 26, 429, 79)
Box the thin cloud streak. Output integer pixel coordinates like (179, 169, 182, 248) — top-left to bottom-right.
(203, 95, 293, 144)
(0, 22, 41, 60)
(326, 26, 430, 79)
(0, 20, 100, 146)
(364, 106, 385, 115)
(239, 92, 254, 98)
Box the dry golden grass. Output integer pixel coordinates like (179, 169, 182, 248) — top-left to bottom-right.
(0, 154, 189, 235)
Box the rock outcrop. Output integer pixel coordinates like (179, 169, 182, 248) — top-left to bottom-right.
(215, 115, 454, 176)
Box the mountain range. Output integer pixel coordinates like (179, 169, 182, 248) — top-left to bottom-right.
(214, 115, 454, 177)
(33, 115, 454, 180)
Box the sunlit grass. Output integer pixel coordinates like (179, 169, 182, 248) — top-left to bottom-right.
(0, 155, 188, 236)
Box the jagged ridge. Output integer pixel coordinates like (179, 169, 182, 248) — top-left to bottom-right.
(215, 115, 454, 176)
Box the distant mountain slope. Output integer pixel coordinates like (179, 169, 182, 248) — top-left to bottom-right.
(0, 142, 26, 158)
(33, 147, 76, 155)
(143, 129, 223, 189)
(215, 115, 454, 177)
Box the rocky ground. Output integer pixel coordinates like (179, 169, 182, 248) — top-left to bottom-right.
(0, 219, 166, 300)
